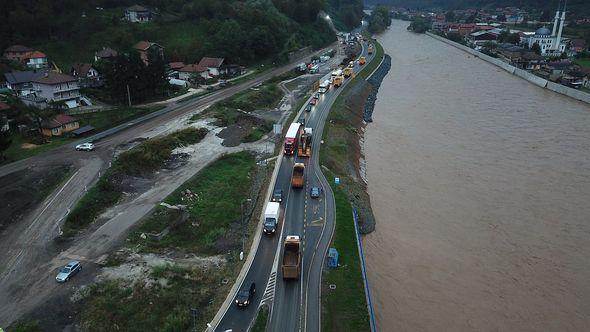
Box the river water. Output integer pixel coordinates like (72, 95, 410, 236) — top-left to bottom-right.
(364, 20, 590, 331)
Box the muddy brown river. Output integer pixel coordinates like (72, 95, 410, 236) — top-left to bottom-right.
(364, 20, 590, 331)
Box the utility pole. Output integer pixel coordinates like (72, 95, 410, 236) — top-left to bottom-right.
(127, 84, 132, 106)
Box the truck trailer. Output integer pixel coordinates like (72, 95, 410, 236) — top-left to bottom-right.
(284, 122, 302, 155)
(319, 80, 330, 94)
(297, 128, 312, 157)
(282, 235, 301, 279)
(291, 163, 305, 188)
(263, 202, 280, 235)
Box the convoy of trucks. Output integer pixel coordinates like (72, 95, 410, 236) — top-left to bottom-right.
(282, 235, 301, 279)
(297, 128, 312, 157)
(284, 122, 302, 155)
(319, 80, 330, 93)
(333, 74, 344, 87)
(291, 163, 305, 188)
(263, 202, 280, 235)
(344, 66, 353, 78)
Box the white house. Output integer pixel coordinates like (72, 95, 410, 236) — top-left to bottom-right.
(125, 5, 152, 23)
(30, 72, 80, 108)
(178, 64, 207, 81)
(22, 51, 48, 69)
(527, 8, 567, 56)
(198, 57, 225, 77)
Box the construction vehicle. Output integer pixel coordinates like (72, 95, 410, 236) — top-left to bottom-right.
(291, 163, 305, 188)
(297, 128, 312, 157)
(284, 122, 302, 155)
(282, 236, 301, 279)
(368, 44, 374, 54)
(359, 56, 366, 65)
(333, 74, 344, 87)
(263, 202, 280, 235)
(343, 66, 353, 78)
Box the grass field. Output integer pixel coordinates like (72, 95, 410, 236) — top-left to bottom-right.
(575, 57, 590, 69)
(127, 151, 256, 254)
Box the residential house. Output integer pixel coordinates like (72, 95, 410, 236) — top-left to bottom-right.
(569, 39, 587, 54)
(23, 51, 49, 69)
(94, 47, 118, 62)
(28, 72, 80, 108)
(71, 63, 101, 87)
(168, 62, 185, 71)
(197, 57, 225, 77)
(125, 5, 152, 23)
(133, 41, 164, 65)
(520, 52, 544, 70)
(3, 45, 33, 62)
(4, 71, 46, 95)
(447, 23, 475, 36)
(431, 21, 448, 31)
(178, 64, 207, 81)
(40, 114, 80, 137)
(469, 30, 498, 45)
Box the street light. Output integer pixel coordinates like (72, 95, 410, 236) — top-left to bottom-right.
(240, 198, 253, 259)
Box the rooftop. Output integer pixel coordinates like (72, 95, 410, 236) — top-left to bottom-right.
(33, 72, 77, 85)
(198, 57, 224, 68)
(41, 114, 78, 129)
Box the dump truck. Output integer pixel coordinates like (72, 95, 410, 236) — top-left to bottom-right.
(343, 66, 353, 78)
(333, 74, 344, 87)
(282, 235, 301, 279)
(297, 128, 312, 157)
(284, 122, 302, 155)
(359, 56, 366, 65)
(368, 44, 374, 54)
(263, 202, 280, 235)
(291, 163, 305, 188)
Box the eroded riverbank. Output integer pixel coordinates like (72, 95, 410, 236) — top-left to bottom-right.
(364, 20, 590, 331)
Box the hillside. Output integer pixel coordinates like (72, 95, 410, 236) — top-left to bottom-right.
(0, 0, 336, 69)
(325, 0, 365, 30)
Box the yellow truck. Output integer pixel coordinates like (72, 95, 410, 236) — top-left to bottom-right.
(333, 74, 344, 87)
(359, 56, 366, 65)
(344, 66, 353, 78)
(282, 235, 301, 279)
(368, 44, 374, 54)
(291, 163, 305, 188)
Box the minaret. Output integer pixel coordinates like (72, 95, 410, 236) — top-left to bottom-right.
(551, 9, 560, 36)
(556, 3, 566, 52)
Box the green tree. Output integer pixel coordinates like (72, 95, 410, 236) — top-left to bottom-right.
(497, 14, 506, 22)
(408, 17, 430, 34)
(0, 131, 12, 161)
(445, 11, 456, 22)
(369, 5, 391, 34)
(540, 10, 551, 22)
(531, 42, 541, 55)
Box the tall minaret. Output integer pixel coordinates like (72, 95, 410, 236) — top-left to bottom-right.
(551, 6, 560, 36)
(556, 2, 566, 52)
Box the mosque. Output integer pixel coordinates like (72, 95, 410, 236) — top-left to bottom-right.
(527, 3, 567, 56)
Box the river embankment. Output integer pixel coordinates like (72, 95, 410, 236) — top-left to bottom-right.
(364, 19, 590, 331)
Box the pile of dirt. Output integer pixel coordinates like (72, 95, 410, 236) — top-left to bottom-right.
(217, 115, 267, 147)
(0, 164, 72, 233)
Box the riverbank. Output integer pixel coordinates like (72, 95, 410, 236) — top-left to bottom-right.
(426, 32, 590, 104)
(365, 20, 590, 331)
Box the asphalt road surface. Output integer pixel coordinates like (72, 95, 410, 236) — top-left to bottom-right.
(215, 39, 374, 332)
(0, 45, 338, 327)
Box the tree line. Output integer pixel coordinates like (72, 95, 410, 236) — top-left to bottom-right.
(369, 5, 393, 34)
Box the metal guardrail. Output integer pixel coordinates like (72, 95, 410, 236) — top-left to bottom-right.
(352, 207, 377, 332)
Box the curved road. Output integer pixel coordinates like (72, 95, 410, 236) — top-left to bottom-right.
(215, 38, 374, 332)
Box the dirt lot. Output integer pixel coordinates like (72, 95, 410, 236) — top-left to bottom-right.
(0, 164, 72, 233)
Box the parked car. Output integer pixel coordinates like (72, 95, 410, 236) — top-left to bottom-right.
(235, 282, 256, 307)
(75, 142, 95, 151)
(56, 261, 82, 283)
(310, 186, 321, 199)
(305, 104, 312, 112)
(272, 189, 283, 202)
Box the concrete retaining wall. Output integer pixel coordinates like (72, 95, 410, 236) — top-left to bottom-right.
(426, 32, 590, 104)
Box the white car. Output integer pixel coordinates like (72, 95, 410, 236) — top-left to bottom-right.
(75, 143, 95, 151)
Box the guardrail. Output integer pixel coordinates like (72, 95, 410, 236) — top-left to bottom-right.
(352, 207, 377, 332)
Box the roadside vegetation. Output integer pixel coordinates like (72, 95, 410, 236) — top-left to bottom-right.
(62, 127, 208, 237)
(127, 151, 257, 254)
(1, 106, 163, 164)
(78, 151, 268, 329)
(251, 305, 270, 332)
(319, 40, 385, 331)
(7, 319, 41, 332)
(321, 169, 370, 332)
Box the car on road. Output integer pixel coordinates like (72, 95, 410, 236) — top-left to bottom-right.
(75, 142, 95, 151)
(56, 261, 82, 283)
(235, 282, 256, 307)
(272, 189, 283, 202)
(305, 104, 312, 112)
(313, 92, 320, 100)
(309, 98, 317, 106)
(310, 186, 321, 199)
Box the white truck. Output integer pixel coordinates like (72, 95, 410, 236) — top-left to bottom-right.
(319, 79, 330, 93)
(263, 202, 280, 235)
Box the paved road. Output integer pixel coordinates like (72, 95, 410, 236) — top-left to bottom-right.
(214, 38, 374, 331)
(0, 45, 338, 327)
